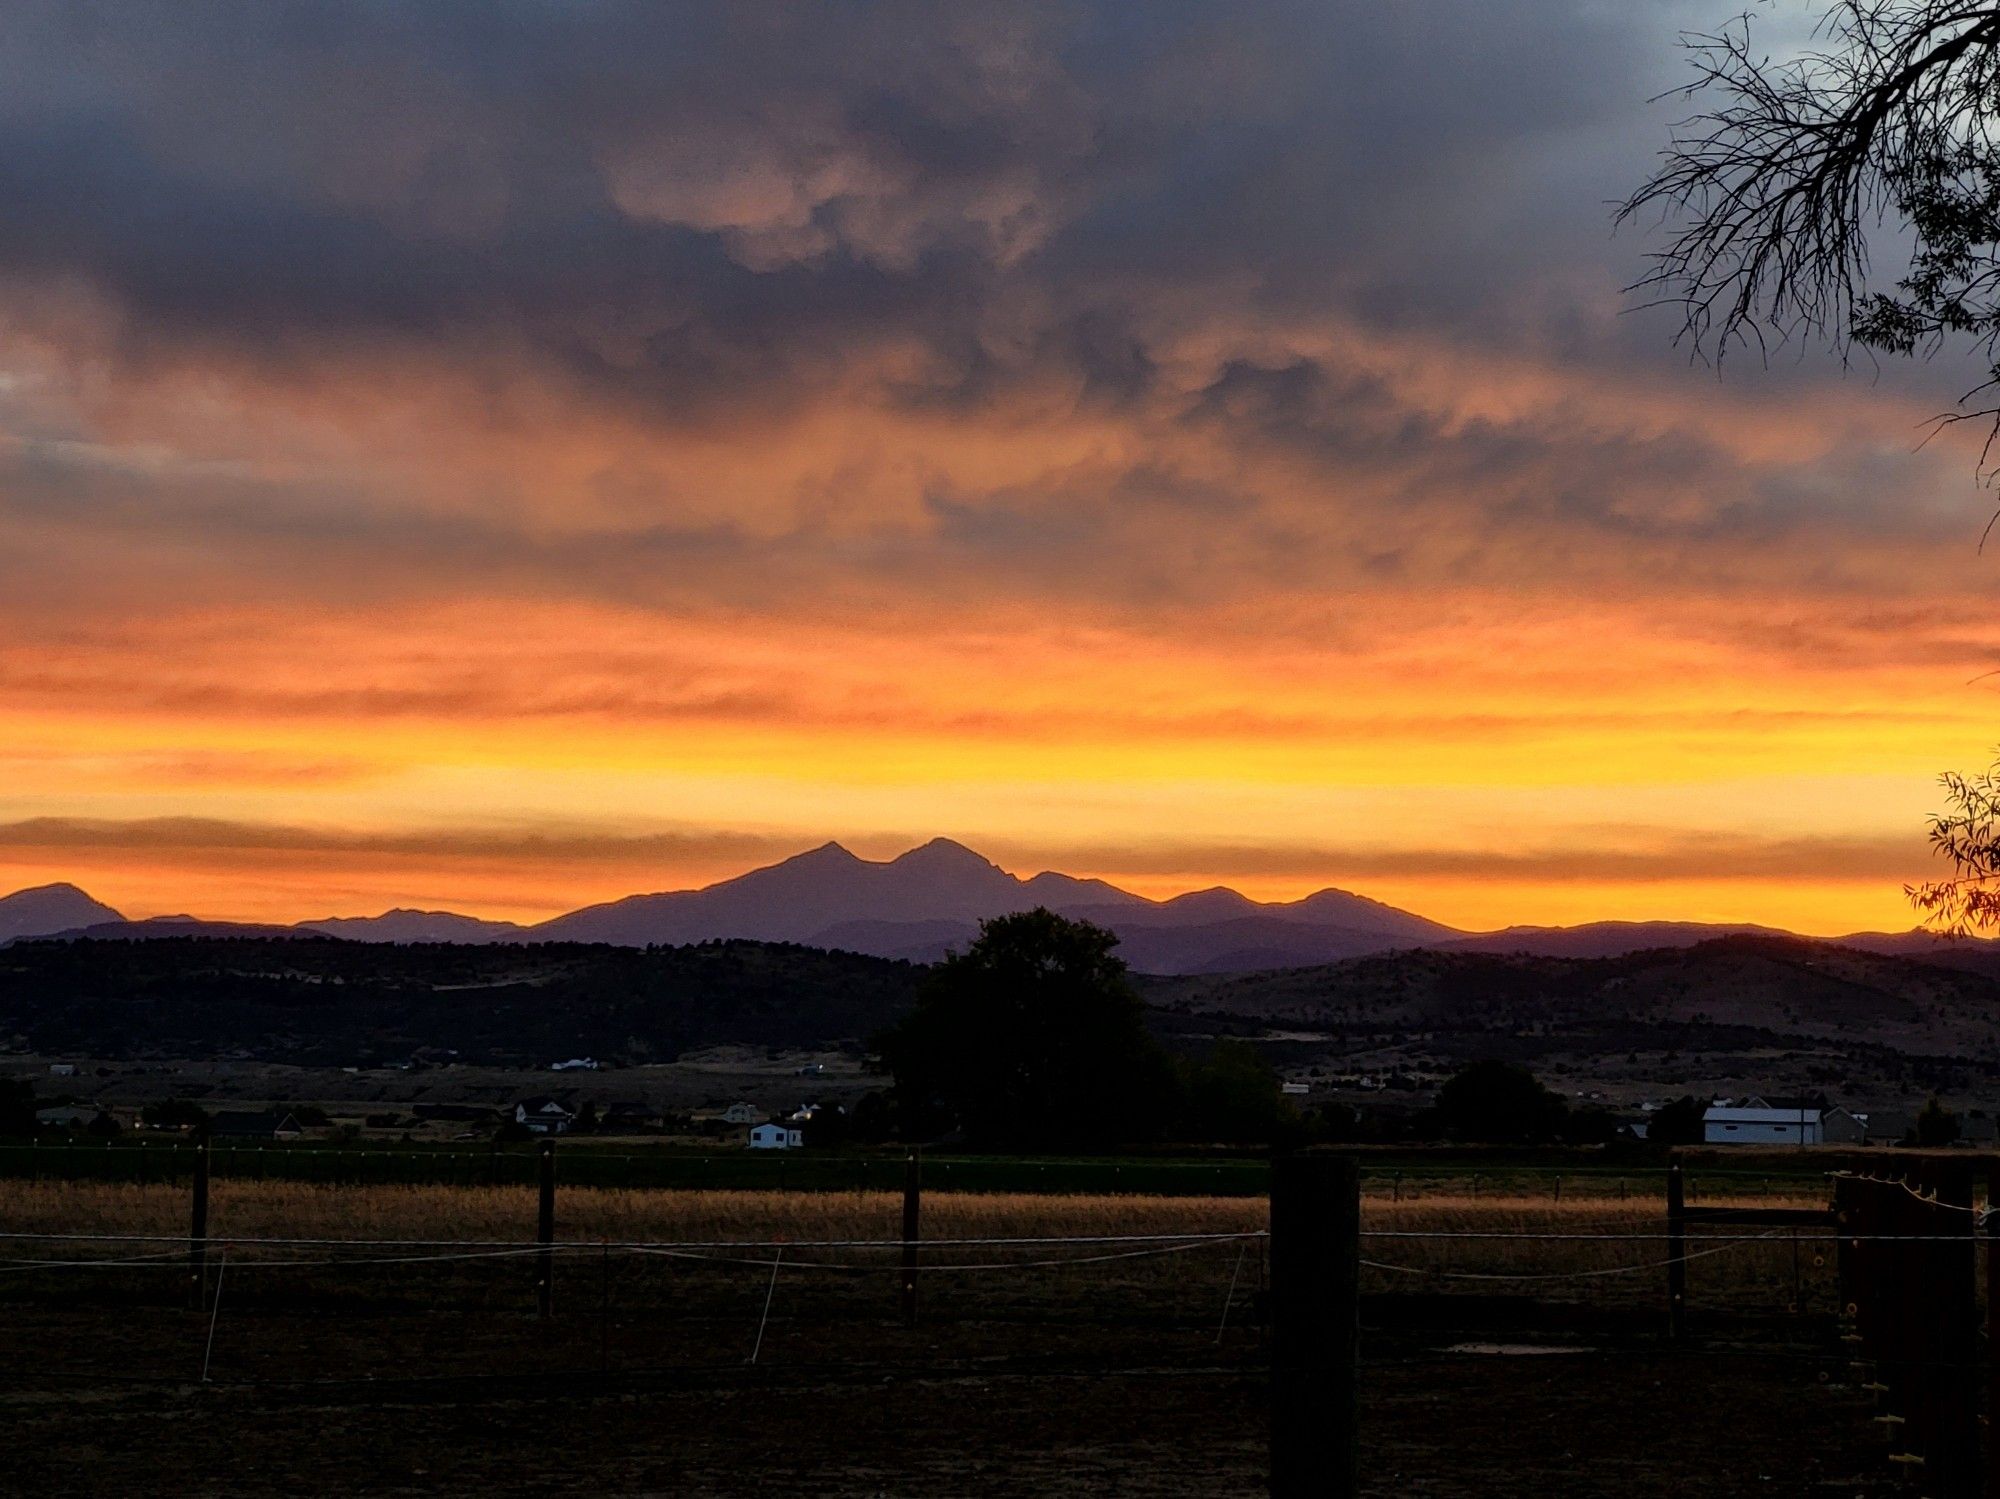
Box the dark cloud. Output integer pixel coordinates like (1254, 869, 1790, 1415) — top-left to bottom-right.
(0, 0, 1990, 633)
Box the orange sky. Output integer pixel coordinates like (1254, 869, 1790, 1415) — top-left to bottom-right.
(2, 3, 1997, 935)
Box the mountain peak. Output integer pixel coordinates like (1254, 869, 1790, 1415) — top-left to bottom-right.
(0, 882, 126, 943)
(890, 837, 1000, 873)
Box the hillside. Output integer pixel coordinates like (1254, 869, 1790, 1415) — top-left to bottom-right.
(0, 937, 922, 1068)
(1144, 934, 2000, 1098)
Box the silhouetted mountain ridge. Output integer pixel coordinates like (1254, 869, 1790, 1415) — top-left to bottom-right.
(9, 839, 2000, 975)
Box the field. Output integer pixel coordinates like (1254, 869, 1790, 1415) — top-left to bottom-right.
(0, 1173, 1927, 1496)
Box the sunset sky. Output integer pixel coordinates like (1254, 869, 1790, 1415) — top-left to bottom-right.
(5, 1, 2000, 933)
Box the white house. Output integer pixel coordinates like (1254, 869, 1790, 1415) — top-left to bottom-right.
(47, 1063, 75, 1077)
(1702, 1100, 1823, 1145)
(514, 1097, 577, 1135)
(747, 1122, 803, 1150)
(721, 1102, 762, 1125)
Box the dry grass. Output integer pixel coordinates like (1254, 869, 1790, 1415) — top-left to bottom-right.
(0, 1180, 1266, 1244)
(0, 1180, 1855, 1308)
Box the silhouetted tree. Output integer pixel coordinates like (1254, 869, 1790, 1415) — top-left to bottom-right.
(85, 1110, 121, 1138)
(1433, 1060, 1570, 1144)
(1626, 7, 2000, 933)
(1174, 1041, 1299, 1145)
(140, 1098, 208, 1132)
(876, 909, 1171, 1150)
(1913, 1093, 1963, 1145)
(1647, 1094, 1708, 1146)
(0, 1080, 33, 1137)
(1624, 4, 2000, 437)
(1909, 762, 2000, 929)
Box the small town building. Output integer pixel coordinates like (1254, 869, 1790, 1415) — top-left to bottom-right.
(514, 1097, 577, 1135)
(721, 1102, 762, 1125)
(34, 1105, 94, 1128)
(1819, 1106, 1871, 1144)
(1702, 1098, 1823, 1145)
(46, 1063, 75, 1077)
(549, 1057, 600, 1072)
(747, 1122, 803, 1150)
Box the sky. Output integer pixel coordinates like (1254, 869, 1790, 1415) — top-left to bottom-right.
(4, 0, 2000, 933)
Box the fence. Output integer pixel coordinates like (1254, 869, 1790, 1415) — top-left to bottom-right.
(7, 1147, 1996, 1496)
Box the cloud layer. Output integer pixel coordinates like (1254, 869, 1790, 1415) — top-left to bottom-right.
(0, 0, 1994, 929)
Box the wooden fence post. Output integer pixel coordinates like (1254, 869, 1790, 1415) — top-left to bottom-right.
(188, 1136, 210, 1310)
(536, 1138, 556, 1319)
(1269, 1153, 1359, 1499)
(1987, 1160, 2000, 1499)
(900, 1149, 921, 1329)
(1666, 1158, 1686, 1341)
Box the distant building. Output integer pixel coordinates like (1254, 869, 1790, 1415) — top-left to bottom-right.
(1280, 1082, 1310, 1096)
(549, 1058, 600, 1072)
(34, 1106, 93, 1128)
(1703, 1098, 1824, 1146)
(1820, 1107, 1870, 1145)
(747, 1122, 803, 1150)
(514, 1098, 577, 1135)
(721, 1102, 762, 1125)
(46, 1063, 75, 1077)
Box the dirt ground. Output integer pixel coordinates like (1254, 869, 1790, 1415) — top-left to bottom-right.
(0, 1271, 1906, 1498)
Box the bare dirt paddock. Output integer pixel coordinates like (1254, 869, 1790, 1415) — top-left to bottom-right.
(0, 1185, 1910, 1497)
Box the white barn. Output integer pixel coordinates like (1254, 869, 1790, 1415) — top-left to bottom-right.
(747, 1123, 803, 1150)
(1702, 1101, 1823, 1145)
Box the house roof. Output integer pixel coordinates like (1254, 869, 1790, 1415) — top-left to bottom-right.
(516, 1096, 575, 1114)
(1703, 1105, 1822, 1124)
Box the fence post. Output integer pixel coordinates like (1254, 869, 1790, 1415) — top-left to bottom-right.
(188, 1136, 210, 1310)
(1666, 1157, 1686, 1341)
(1269, 1153, 1359, 1499)
(900, 1149, 921, 1329)
(536, 1138, 556, 1319)
(1987, 1160, 2000, 1499)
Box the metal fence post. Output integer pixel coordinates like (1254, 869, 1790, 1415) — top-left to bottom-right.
(188, 1136, 210, 1310)
(536, 1138, 556, 1319)
(900, 1149, 921, 1328)
(1666, 1158, 1686, 1340)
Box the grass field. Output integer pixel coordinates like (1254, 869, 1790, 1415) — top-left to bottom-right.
(0, 1175, 1925, 1496)
(0, 1177, 1853, 1311)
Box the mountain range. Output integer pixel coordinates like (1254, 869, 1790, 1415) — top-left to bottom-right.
(1, 839, 1990, 976)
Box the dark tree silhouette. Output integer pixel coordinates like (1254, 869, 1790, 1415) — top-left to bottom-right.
(1432, 1060, 1570, 1144)
(1625, 7, 2000, 930)
(875, 908, 1170, 1150)
(1622, 3, 2000, 448)
(1646, 1094, 1707, 1146)
(1908, 759, 2000, 928)
(1912, 1092, 1962, 1144)
(0, 1079, 33, 1137)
